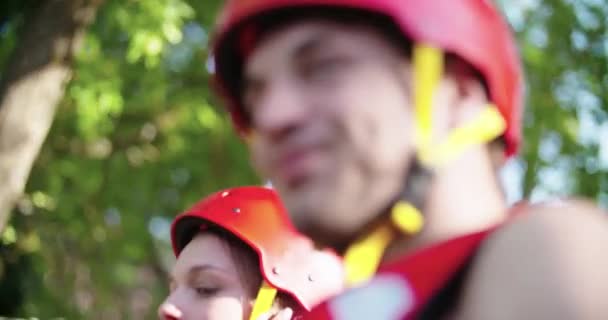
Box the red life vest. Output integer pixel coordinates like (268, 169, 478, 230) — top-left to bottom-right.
(303, 224, 502, 319)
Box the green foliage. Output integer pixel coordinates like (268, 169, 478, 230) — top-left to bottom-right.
(0, 0, 606, 318)
(0, 17, 19, 76)
(2, 0, 257, 318)
(498, 0, 608, 201)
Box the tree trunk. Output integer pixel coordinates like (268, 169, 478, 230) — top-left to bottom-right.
(0, 0, 105, 232)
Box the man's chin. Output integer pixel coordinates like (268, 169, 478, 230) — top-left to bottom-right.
(293, 217, 360, 253)
(279, 178, 327, 218)
(280, 185, 350, 243)
(278, 171, 323, 198)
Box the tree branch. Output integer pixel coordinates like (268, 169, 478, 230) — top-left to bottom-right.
(0, 0, 105, 232)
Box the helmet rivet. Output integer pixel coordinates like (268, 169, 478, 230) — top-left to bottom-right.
(221, 191, 230, 197)
(307, 274, 314, 282)
(272, 267, 280, 275)
(232, 208, 240, 214)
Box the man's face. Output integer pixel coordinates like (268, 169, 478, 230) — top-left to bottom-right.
(242, 20, 417, 242)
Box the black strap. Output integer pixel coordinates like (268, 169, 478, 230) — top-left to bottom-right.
(416, 245, 480, 319)
(398, 158, 434, 211)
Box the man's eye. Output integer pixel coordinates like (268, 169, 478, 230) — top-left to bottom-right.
(301, 57, 349, 80)
(195, 287, 220, 297)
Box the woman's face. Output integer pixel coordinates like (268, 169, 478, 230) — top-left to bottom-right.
(159, 233, 254, 320)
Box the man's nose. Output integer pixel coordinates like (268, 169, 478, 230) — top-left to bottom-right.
(158, 300, 183, 320)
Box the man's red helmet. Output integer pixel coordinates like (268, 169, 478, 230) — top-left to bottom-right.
(171, 186, 344, 311)
(210, 0, 524, 156)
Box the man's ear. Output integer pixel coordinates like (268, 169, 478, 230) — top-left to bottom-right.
(444, 57, 489, 129)
(445, 58, 507, 168)
(488, 139, 507, 170)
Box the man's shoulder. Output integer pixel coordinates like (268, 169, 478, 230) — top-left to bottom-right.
(510, 197, 606, 223)
(485, 198, 608, 258)
(457, 198, 608, 319)
(303, 200, 608, 320)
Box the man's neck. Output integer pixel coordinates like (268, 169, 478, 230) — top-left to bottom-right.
(382, 150, 508, 263)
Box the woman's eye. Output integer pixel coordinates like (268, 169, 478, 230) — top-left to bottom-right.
(195, 287, 220, 297)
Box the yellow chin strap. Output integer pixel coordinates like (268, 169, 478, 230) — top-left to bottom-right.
(249, 280, 278, 320)
(343, 43, 506, 287)
(344, 203, 424, 285)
